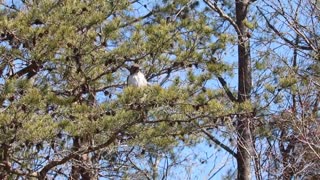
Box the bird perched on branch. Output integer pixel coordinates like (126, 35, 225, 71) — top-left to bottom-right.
(127, 64, 148, 87)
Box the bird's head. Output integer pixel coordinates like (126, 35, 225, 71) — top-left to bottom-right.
(129, 64, 140, 74)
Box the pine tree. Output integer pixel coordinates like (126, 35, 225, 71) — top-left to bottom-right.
(0, 0, 318, 179)
(0, 0, 228, 178)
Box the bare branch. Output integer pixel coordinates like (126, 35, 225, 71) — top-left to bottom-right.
(0, 161, 38, 177)
(38, 132, 119, 178)
(203, 0, 241, 36)
(257, 7, 313, 51)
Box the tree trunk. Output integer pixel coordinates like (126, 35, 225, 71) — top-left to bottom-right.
(70, 137, 81, 180)
(70, 137, 94, 179)
(236, 0, 252, 180)
(0, 143, 9, 179)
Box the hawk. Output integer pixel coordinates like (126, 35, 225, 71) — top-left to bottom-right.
(127, 64, 148, 87)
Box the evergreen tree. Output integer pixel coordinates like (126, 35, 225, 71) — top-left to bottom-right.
(0, 0, 318, 179)
(0, 0, 227, 178)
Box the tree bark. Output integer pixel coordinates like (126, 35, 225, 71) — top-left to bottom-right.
(236, 0, 252, 180)
(0, 143, 9, 179)
(70, 137, 81, 180)
(70, 136, 94, 180)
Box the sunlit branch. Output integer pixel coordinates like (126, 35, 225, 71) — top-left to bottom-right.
(201, 128, 237, 158)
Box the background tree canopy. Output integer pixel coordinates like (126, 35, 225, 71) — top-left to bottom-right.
(0, 0, 319, 179)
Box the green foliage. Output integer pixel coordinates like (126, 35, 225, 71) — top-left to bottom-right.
(279, 76, 297, 88)
(234, 100, 253, 112)
(242, 19, 256, 30)
(207, 61, 231, 74)
(255, 61, 267, 70)
(18, 114, 58, 142)
(265, 84, 276, 93)
(0, 0, 317, 179)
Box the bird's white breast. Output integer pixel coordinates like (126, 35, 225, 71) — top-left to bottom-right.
(128, 72, 148, 87)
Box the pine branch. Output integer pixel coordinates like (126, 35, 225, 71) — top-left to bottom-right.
(119, 10, 154, 28)
(217, 76, 237, 102)
(10, 62, 39, 79)
(201, 128, 237, 158)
